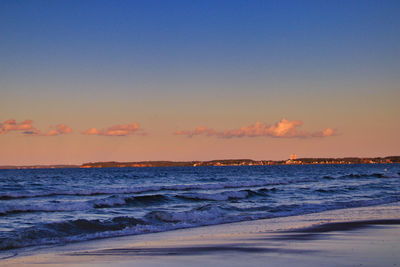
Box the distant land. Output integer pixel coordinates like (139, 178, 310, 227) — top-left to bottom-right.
(0, 156, 399, 170)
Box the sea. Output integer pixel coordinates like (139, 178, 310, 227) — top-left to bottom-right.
(0, 164, 399, 252)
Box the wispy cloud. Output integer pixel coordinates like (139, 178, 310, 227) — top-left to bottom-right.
(0, 119, 72, 136)
(82, 122, 145, 136)
(175, 118, 337, 139)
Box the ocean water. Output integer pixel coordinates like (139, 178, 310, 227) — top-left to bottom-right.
(0, 164, 399, 251)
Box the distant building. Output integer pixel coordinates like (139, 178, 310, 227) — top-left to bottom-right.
(290, 154, 297, 160)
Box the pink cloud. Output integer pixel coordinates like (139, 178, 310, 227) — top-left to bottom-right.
(311, 127, 335, 137)
(34, 124, 73, 136)
(175, 118, 337, 139)
(82, 122, 144, 136)
(23, 124, 72, 136)
(55, 124, 72, 134)
(1, 119, 35, 133)
(0, 119, 72, 136)
(82, 128, 100, 135)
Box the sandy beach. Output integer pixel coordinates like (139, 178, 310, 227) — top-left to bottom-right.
(2, 202, 400, 267)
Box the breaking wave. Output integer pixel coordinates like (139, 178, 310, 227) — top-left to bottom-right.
(2, 195, 399, 251)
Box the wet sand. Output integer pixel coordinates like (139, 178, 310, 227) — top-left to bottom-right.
(2, 202, 400, 266)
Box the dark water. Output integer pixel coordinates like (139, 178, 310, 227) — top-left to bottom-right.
(0, 164, 399, 251)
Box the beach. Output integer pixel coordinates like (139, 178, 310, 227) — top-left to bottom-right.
(2, 202, 400, 267)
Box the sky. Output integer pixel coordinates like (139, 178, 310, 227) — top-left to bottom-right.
(1, 0, 399, 165)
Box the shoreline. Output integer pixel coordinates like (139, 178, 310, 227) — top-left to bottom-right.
(3, 202, 400, 266)
(1, 157, 399, 170)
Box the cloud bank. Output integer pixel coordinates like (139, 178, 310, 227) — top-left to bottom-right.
(0, 119, 72, 136)
(175, 118, 336, 139)
(82, 122, 144, 136)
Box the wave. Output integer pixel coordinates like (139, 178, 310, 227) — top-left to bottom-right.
(2, 196, 400, 251)
(176, 188, 272, 201)
(322, 172, 400, 180)
(315, 185, 358, 193)
(0, 187, 274, 215)
(0, 181, 286, 200)
(0, 216, 145, 251)
(145, 204, 228, 224)
(3, 171, 397, 201)
(0, 196, 123, 215)
(0, 194, 170, 215)
(0, 205, 231, 251)
(177, 191, 249, 201)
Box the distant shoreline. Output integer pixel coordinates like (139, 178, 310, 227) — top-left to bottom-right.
(1, 156, 399, 170)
